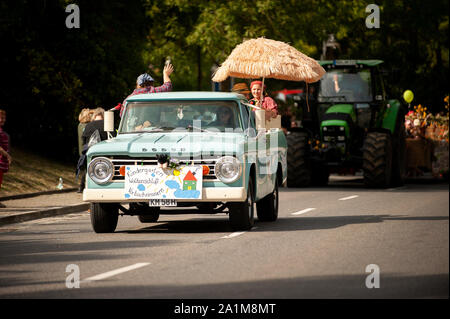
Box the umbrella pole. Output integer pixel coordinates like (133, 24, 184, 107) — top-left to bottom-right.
(306, 82, 310, 113)
(260, 77, 265, 108)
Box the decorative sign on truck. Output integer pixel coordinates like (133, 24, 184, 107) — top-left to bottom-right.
(124, 165, 203, 200)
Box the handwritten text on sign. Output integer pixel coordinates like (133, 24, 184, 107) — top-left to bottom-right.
(124, 166, 202, 199)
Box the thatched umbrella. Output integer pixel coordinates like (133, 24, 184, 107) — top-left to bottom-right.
(212, 37, 325, 84)
(212, 38, 325, 111)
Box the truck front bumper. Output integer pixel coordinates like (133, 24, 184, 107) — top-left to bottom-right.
(83, 187, 247, 203)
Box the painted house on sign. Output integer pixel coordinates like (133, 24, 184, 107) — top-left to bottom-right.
(183, 170, 197, 190)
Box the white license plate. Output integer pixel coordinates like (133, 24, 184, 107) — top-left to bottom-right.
(149, 199, 177, 207)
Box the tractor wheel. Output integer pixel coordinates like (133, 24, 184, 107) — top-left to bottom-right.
(362, 132, 393, 188)
(390, 120, 407, 187)
(90, 203, 119, 233)
(286, 131, 311, 187)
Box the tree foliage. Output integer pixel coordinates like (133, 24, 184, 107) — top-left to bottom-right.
(0, 0, 448, 162)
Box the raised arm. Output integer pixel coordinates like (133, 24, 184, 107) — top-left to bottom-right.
(163, 63, 174, 83)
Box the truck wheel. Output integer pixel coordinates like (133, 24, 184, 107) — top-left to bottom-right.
(390, 121, 406, 186)
(138, 207, 160, 223)
(286, 131, 311, 187)
(363, 132, 393, 188)
(90, 203, 119, 233)
(256, 176, 279, 222)
(228, 179, 255, 230)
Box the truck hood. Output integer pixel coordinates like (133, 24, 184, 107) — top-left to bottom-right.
(87, 132, 246, 157)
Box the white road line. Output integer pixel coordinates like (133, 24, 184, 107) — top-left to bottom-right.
(83, 262, 150, 282)
(386, 186, 407, 191)
(221, 227, 257, 239)
(292, 208, 316, 216)
(338, 195, 359, 201)
(221, 232, 245, 239)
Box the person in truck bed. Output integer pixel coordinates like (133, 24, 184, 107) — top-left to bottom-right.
(113, 63, 174, 117)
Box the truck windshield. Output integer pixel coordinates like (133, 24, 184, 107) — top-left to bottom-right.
(119, 101, 242, 133)
(318, 69, 372, 103)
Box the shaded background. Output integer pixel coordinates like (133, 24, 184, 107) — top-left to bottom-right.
(0, 0, 448, 163)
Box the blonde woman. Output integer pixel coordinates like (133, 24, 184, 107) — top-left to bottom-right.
(77, 108, 93, 156)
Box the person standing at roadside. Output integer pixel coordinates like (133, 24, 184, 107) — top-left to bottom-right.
(76, 107, 108, 193)
(77, 108, 93, 156)
(82, 107, 108, 146)
(113, 63, 174, 117)
(0, 110, 12, 202)
(76, 108, 93, 192)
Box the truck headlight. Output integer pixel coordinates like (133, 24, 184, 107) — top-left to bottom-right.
(88, 157, 114, 184)
(215, 156, 242, 183)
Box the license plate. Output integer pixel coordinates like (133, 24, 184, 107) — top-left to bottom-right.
(149, 199, 177, 207)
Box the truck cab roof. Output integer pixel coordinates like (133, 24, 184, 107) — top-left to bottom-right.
(126, 91, 245, 102)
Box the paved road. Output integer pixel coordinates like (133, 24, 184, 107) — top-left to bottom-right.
(0, 177, 448, 299)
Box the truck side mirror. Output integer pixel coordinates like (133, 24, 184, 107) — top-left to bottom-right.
(255, 109, 266, 130)
(104, 111, 115, 139)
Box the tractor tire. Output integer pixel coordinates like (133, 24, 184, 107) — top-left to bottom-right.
(390, 120, 407, 187)
(286, 131, 311, 187)
(256, 175, 279, 222)
(363, 132, 393, 188)
(90, 203, 119, 233)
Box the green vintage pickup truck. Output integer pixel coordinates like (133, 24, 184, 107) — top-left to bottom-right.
(83, 91, 287, 232)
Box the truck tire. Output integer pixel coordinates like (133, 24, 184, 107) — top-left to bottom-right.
(363, 132, 393, 188)
(138, 207, 160, 223)
(256, 175, 279, 222)
(90, 203, 119, 233)
(228, 179, 255, 230)
(287, 131, 311, 187)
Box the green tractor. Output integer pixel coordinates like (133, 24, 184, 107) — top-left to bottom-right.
(286, 60, 406, 188)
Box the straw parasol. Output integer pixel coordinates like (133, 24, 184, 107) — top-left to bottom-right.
(212, 37, 325, 84)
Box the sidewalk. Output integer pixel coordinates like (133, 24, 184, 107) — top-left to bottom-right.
(0, 190, 89, 226)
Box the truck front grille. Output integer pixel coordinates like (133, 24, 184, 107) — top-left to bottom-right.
(106, 156, 220, 182)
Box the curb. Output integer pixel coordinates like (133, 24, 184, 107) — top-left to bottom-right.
(0, 203, 90, 226)
(0, 188, 78, 202)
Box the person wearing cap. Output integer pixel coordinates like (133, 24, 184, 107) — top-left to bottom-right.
(249, 80, 278, 120)
(232, 82, 251, 100)
(113, 63, 174, 116)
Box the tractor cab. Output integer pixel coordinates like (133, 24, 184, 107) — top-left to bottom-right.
(286, 59, 406, 188)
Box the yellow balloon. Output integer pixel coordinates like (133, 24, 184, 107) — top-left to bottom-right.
(403, 90, 414, 104)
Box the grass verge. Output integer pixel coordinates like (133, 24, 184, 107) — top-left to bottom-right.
(1, 147, 78, 196)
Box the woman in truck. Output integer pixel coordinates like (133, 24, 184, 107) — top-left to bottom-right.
(249, 80, 278, 120)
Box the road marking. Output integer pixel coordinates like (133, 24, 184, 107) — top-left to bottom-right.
(386, 186, 407, 191)
(83, 263, 150, 282)
(221, 227, 257, 239)
(292, 208, 316, 216)
(222, 232, 245, 239)
(338, 195, 359, 201)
